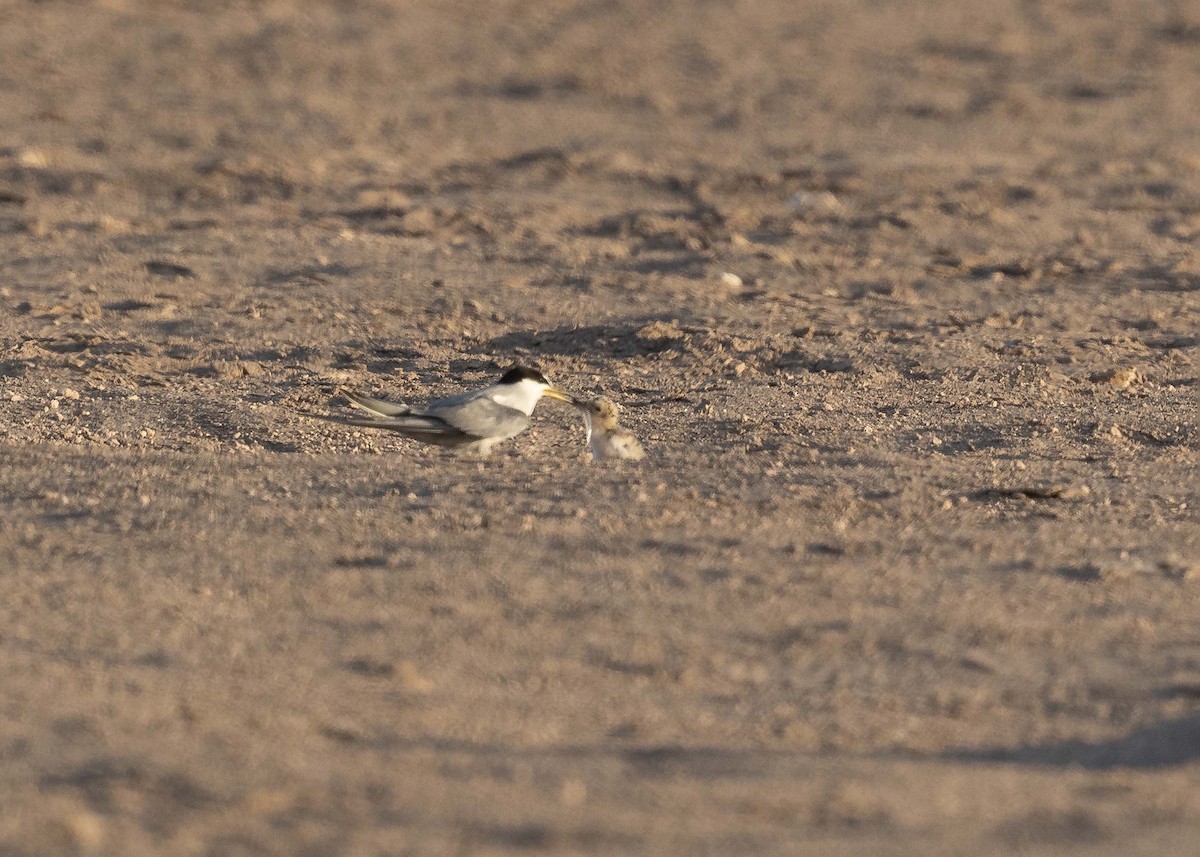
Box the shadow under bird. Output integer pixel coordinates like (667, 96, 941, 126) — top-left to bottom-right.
(321, 366, 575, 457)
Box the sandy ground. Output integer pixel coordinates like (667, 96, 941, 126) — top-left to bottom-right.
(1, 0, 1198, 854)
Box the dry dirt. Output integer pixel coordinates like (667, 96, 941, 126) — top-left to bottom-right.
(1, 1, 1199, 854)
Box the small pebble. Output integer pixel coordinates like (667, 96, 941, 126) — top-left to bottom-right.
(17, 147, 48, 168)
(1090, 366, 1142, 389)
(396, 661, 433, 692)
(788, 190, 842, 216)
(561, 780, 587, 807)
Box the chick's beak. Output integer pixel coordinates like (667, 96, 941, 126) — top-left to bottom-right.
(543, 387, 576, 405)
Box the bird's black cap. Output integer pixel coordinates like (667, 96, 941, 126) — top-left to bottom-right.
(498, 365, 550, 386)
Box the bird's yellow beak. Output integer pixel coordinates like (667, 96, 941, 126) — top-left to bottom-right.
(543, 387, 576, 405)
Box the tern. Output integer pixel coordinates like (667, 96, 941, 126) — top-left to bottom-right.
(324, 366, 575, 457)
(577, 396, 645, 461)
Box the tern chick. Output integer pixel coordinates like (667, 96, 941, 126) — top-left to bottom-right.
(322, 366, 574, 457)
(578, 396, 645, 461)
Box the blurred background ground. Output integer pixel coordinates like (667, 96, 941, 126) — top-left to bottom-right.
(0, 0, 1198, 853)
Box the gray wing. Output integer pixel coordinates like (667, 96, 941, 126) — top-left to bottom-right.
(424, 385, 492, 410)
(313, 411, 465, 437)
(427, 396, 530, 440)
(343, 390, 412, 417)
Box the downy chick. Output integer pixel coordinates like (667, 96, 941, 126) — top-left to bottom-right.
(578, 396, 645, 461)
